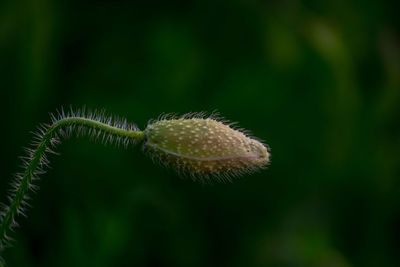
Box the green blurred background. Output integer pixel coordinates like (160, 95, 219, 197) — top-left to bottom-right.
(1, 0, 400, 266)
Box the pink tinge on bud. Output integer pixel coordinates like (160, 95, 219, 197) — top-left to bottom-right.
(144, 117, 270, 179)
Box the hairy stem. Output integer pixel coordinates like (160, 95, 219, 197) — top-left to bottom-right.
(0, 116, 144, 258)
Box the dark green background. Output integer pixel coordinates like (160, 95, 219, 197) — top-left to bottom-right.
(1, 0, 400, 266)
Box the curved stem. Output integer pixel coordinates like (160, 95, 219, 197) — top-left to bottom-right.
(0, 117, 145, 256)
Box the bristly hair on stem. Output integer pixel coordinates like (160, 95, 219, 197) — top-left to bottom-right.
(0, 107, 145, 264)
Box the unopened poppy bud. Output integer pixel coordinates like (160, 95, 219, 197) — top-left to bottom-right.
(144, 116, 270, 180)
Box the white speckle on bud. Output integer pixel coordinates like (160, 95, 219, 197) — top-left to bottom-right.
(144, 114, 270, 182)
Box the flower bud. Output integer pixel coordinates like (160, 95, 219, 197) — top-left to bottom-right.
(144, 116, 270, 180)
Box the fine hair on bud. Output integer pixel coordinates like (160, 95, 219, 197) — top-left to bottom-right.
(144, 113, 270, 183)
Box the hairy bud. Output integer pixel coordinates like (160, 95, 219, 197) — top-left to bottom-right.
(144, 115, 270, 180)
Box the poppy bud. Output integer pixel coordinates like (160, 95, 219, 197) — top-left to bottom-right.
(144, 116, 270, 180)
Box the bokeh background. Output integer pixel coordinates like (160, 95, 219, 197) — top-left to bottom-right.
(1, 0, 400, 266)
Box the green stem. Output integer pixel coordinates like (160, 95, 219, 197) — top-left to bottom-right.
(0, 117, 144, 258)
